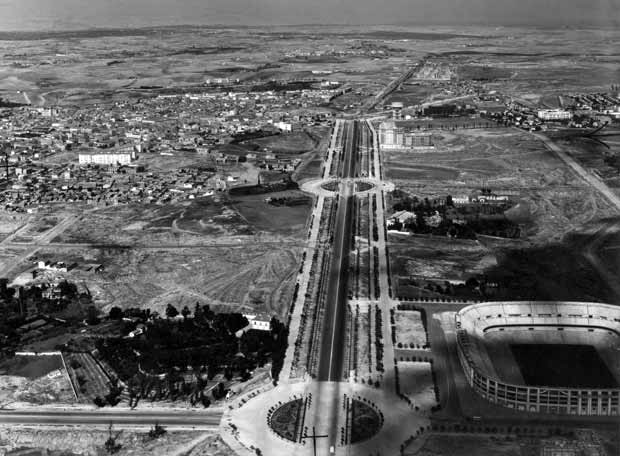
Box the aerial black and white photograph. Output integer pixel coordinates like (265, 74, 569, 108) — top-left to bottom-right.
(0, 0, 618, 455)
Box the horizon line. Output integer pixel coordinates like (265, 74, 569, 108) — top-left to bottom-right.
(0, 20, 616, 35)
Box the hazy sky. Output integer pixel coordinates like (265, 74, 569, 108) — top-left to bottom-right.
(0, 0, 618, 30)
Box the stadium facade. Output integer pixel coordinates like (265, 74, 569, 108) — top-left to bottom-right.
(455, 301, 620, 416)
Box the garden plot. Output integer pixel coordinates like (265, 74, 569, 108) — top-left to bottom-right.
(394, 310, 428, 349)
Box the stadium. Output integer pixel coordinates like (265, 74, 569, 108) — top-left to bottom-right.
(455, 301, 620, 416)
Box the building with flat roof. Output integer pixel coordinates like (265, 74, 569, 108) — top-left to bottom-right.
(78, 148, 136, 166)
(378, 121, 434, 151)
(537, 109, 572, 121)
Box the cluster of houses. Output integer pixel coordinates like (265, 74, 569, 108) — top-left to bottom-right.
(388, 209, 443, 229)
(480, 89, 620, 131)
(565, 91, 620, 115)
(0, 160, 232, 211)
(0, 76, 344, 212)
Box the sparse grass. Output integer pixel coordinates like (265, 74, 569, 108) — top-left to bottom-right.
(246, 130, 321, 154)
(394, 311, 427, 348)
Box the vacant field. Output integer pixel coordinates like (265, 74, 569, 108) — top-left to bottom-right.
(0, 355, 63, 378)
(384, 125, 620, 303)
(0, 428, 226, 456)
(55, 192, 311, 244)
(382, 128, 617, 242)
(558, 134, 620, 190)
(12, 215, 60, 242)
(246, 129, 322, 154)
(231, 191, 311, 237)
(0, 211, 28, 239)
(390, 236, 495, 279)
(295, 154, 324, 182)
(394, 311, 427, 349)
(0, 355, 74, 405)
(397, 361, 437, 411)
(389, 233, 496, 299)
(386, 164, 459, 182)
(35, 243, 301, 322)
(385, 83, 438, 107)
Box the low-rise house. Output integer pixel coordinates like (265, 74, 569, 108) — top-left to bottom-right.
(390, 210, 416, 225)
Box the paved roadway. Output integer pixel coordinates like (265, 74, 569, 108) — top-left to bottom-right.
(0, 409, 223, 429)
(1, 240, 319, 250)
(364, 64, 421, 111)
(532, 131, 620, 211)
(317, 120, 358, 382)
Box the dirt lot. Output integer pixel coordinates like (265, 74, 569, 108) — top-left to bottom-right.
(30, 243, 301, 322)
(0, 428, 231, 456)
(231, 191, 311, 237)
(54, 192, 311, 245)
(0, 212, 28, 240)
(294, 153, 324, 182)
(0, 355, 75, 406)
(244, 129, 324, 155)
(389, 234, 495, 282)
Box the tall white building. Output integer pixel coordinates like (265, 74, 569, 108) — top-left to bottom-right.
(378, 121, 433, 150)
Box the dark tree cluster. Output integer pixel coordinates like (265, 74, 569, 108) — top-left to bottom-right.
(95, 305, 288, 405)
(392, 194, 520, 239)
(0, 278, 92, 358)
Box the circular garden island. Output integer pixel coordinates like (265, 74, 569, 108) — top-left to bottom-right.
(350, 398, 383, 444)
(268, 398, 304, 442)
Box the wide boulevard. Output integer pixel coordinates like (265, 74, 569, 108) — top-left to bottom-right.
(317, 120, 358, 382)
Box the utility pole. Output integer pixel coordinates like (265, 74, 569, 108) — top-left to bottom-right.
(301, 426, 329, 456)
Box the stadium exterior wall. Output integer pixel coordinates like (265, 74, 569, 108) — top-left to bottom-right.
(455, 301, 620, 417)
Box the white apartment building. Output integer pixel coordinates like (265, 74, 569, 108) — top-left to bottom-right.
(537, 109, 572, 121)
